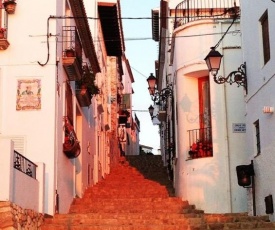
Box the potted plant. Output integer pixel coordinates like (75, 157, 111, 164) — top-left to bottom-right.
(64, 47, 75, 57)
(81, 68, 100, 96)
(0, 28, 6, 39)
(3, 0, 17, 14)
(75, 67, 99, 106)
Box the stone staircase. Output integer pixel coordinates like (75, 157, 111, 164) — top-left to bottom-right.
(41, 156, 275, 230)
(126, 155, 175, 196)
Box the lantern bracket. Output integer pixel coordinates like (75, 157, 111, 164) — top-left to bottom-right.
(214, 62, 247, 92)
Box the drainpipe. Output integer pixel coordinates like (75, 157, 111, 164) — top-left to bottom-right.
(219, 21, 233, 213)
(54, 37, 59, 214)
(223, 65, 233, 213)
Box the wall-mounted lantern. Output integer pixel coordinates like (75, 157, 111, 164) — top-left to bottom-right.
(146, 73, 173, 105)
(204, 47, 223, 77)
(204, 47, 247, 93)
(148, 105, 154, 117)
(147, 73, 157, 96)
(148, 104, 159, 121)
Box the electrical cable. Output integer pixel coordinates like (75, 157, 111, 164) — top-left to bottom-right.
(212, 7, 239, 49)
(36, 11, 240, 67)
(130, 66, 149, 78)
(95, 30, 241, 42)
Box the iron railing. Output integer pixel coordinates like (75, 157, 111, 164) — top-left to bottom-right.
(173, 0, 239, 29)
(187, 127, 213, 159)
(62, 26, 83, 75)
(14, 151, 37, 179)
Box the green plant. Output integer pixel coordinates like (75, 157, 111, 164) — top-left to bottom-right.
(80, 68, 100, 96)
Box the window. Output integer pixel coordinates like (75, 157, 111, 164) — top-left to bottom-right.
(188, 77, 213, 159)
(254, 120, 261, 155)
(260, 11, 270, 65)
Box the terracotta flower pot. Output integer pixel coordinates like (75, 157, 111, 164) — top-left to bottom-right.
(3, 1, 17, 14)
(65, 49, 75, 57)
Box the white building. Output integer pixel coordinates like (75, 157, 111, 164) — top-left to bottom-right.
(0, 0, 131, 216)
(152, 0, 248, 213)
(241, 0, 275, 221)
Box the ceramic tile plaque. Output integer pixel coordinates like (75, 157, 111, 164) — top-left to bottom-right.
(16, 79, 41, 111)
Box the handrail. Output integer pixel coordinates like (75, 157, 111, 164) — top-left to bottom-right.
(13, 150, 37, 179)
(173, 0, 239, 29)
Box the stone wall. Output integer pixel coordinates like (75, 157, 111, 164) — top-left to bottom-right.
(0, 201, 44, 230)
(108, 56, 121, 167)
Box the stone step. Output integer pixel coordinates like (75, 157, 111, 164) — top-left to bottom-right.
(202, 213, 275, 229)
(69, 198, 190, 214)
(69, 207, 184, 214)
(125, 155, 175, 196)
(41, 223, 190, 230)
(71, 197, 186, 206)
(43, 213, 196, 225)
(42, 212, 275, 230)
(204, 213, 271, 223)
(41, 157, 275, 229)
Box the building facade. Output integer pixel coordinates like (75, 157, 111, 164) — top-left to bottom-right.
(152, 0, 248, 213)
(241, 0, 275, 221)
(0, 0, 137, 216)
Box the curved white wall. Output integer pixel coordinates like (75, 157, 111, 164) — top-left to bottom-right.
(172, 19, 247, 213)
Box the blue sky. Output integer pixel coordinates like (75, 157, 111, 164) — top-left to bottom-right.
(120, 0, 160, 153)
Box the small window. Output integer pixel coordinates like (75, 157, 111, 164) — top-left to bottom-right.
(254, 120, 261, 155)
(260, 11, 270, 65)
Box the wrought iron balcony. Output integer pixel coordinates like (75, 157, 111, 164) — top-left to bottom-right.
(187, 127, 213, 159)
(14, 151, 37, 179)
(62, 26, 83, 81)
(173, 0, 239, 29)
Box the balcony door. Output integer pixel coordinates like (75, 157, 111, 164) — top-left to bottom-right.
(198, 77, 211, 129)
(198, 77, 212, 157)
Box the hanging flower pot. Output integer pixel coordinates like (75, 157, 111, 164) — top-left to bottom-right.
(3, 0, 17, 14)
(75, 85, 92, 107)
(63, 117, 81, 158)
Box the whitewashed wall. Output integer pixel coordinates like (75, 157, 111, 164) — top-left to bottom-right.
(171, 19, 247, 213)
(0, 0, 99, 215)
(241, 0, 275, 221)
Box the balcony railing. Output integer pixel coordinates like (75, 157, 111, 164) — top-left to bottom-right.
(187, 127, 213, 159)
(173, 0, 239, 29)
(14, 151, 37, 179)
(62, 26, 83, 81)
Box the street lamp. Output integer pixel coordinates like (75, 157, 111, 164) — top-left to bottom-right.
(148, 104, 160, 120)
(204, 48, 247, 93)
(146, 73, 173, 105)
(148, 105, 154, 117)
(147, 73, 157, 95)
(204, 47, 223, 77)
